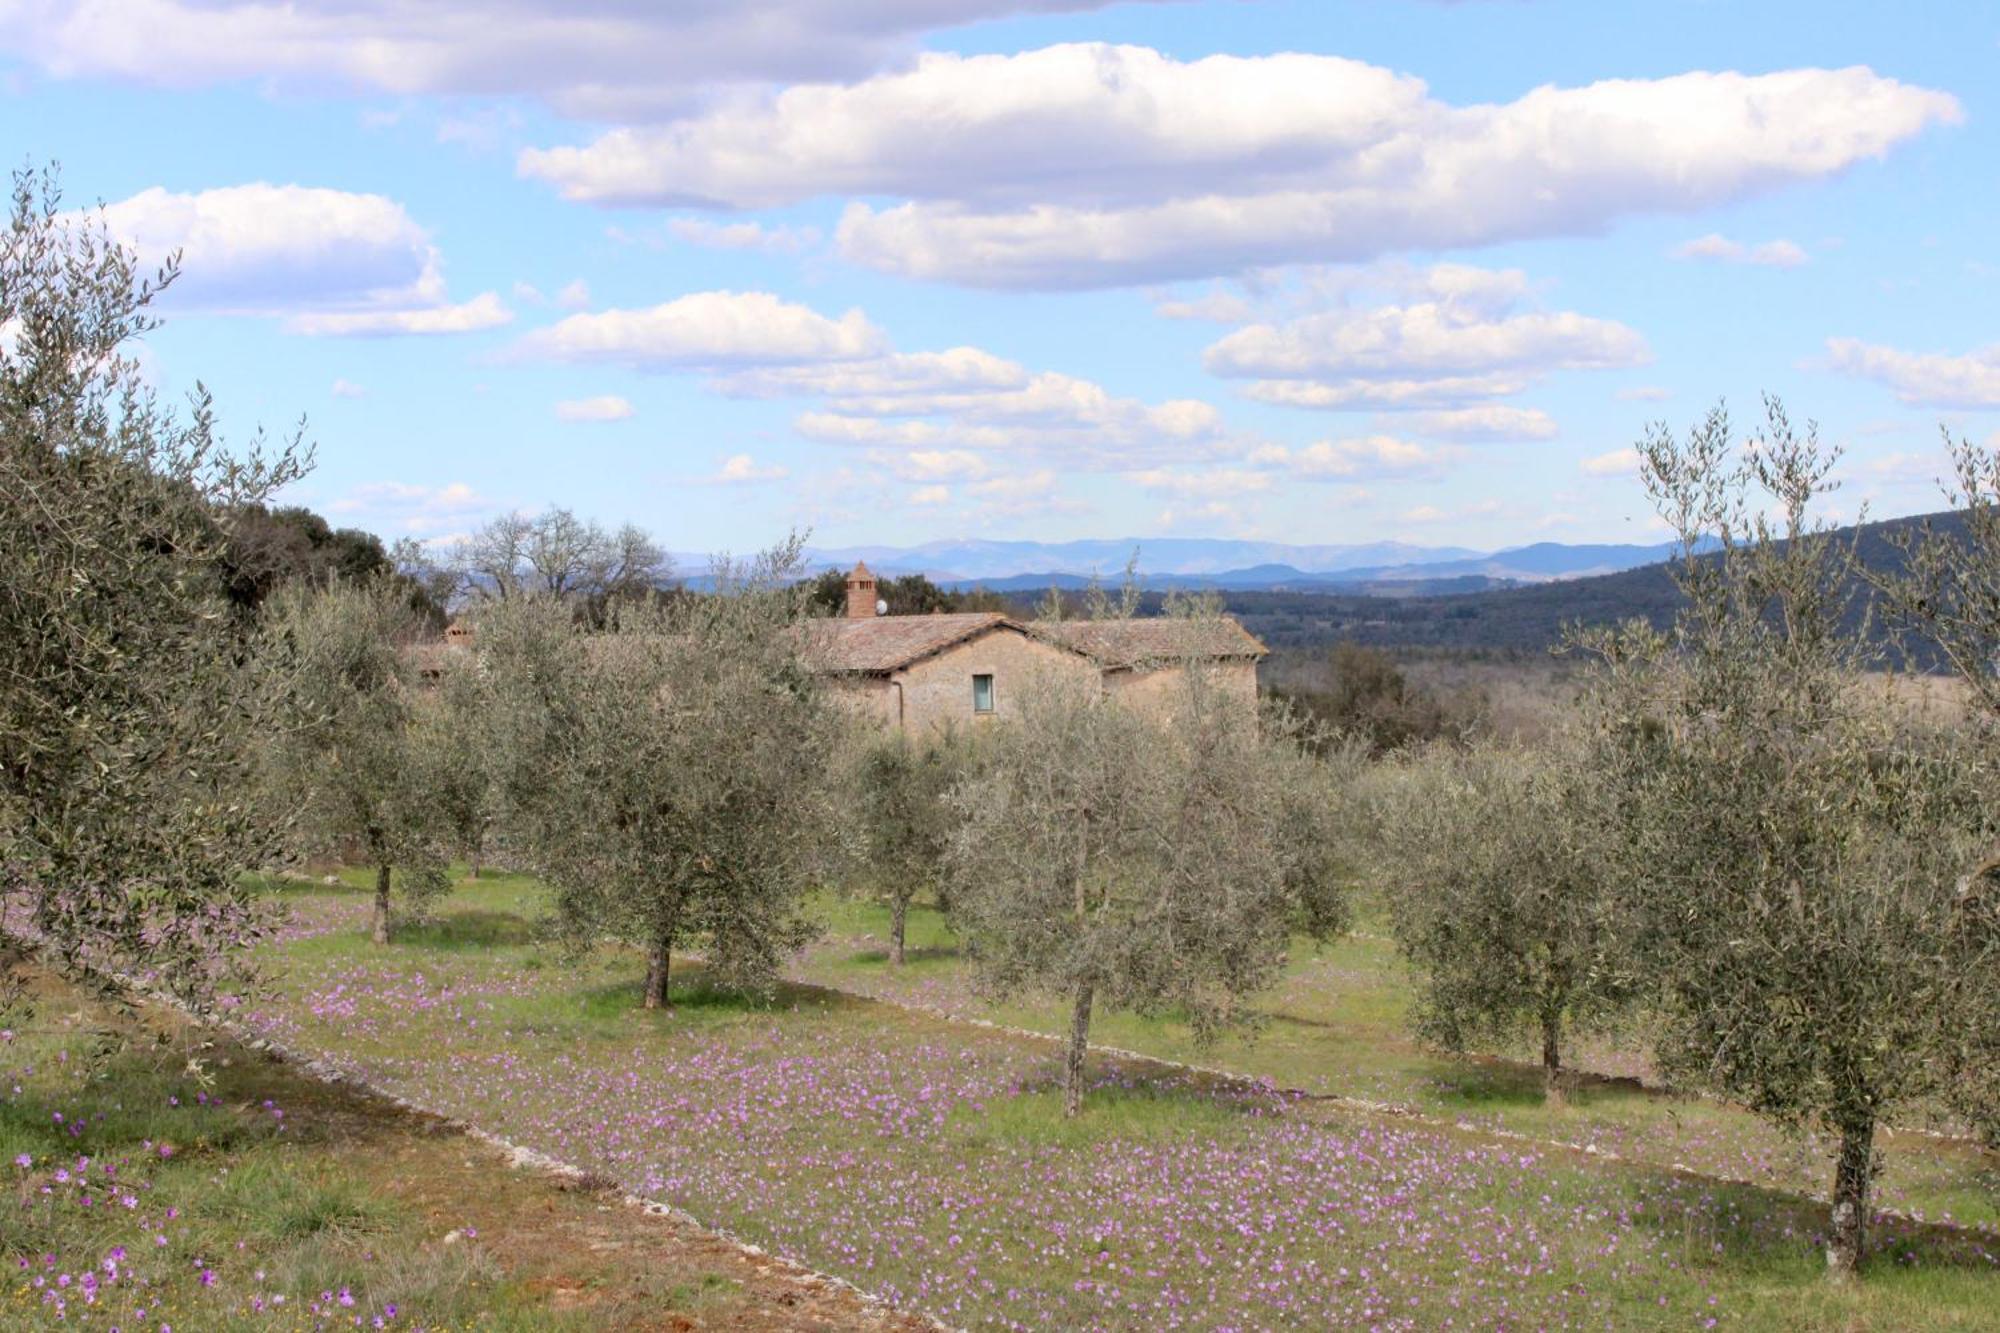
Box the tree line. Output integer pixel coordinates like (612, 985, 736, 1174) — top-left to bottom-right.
(5, 166, 2000, 1284)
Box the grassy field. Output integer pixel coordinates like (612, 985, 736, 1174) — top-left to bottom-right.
(796, 894, 2000, 1233)
(0, 929, 936, 1331)
(183, 870, 2000, 1330)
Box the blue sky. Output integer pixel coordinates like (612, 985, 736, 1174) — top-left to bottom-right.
(6, 0, 1996, 557)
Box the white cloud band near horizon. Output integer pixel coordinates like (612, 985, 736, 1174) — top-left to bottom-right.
(519, 45, 1960, 289)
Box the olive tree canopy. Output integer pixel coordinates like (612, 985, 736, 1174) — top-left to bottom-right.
(0, 166, 306, 1001)
(1574, 398, 2000, 1278)
(485, 538, 844, 1008)
(945, 627, 1345, 1117)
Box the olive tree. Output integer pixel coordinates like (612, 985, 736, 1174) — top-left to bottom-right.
(1860, 431, 2000, 1144)
(413, 649, 498, 880)
(262, 580, 449, 944)
(488, 539, 842, 1008)
(0, 166, 306, 1001)
(1374, 737, 1634, 1104)
(1574, 398, 2000, 1278)
(945, 640, 1342, 1117)
(852, 730, 974, 964)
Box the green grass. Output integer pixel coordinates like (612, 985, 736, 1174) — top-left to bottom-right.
(223, 875, 2000, 1330)
(798, 891, 2000, 1234)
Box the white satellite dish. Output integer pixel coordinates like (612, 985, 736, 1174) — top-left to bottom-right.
(875, 598, 889, 616)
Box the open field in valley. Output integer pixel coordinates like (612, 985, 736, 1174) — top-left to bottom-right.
(84, 869, 1988, 1331)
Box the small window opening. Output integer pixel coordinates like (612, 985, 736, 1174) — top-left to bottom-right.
(972, 673, 995, 713)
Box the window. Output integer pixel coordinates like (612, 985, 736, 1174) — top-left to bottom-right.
(972, 673, 995, 714)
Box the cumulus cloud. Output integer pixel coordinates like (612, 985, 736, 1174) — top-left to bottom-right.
(286, 292, 513, 336)
(666, 218, 821, 254)
(0, 1, 1162, 119)
(1405, 406, 1558, 441)
(1825, 337, 2000, 407)
(513, 291, 886, 369)
(1201, 262, 1646, 411)
(327, 480, 491, 533)
(518, 44, 1960, 287)
(1247, 435, 1455, 481)
(92, 183, 506, 335)
(330, 378, 366, 399)
(1580, 447, 1642, 478)
(1670, 233, 1809, 267)
(1127, 467, 1276, 498)
(703, 453, 790, 485)
(554, 394, 635, 422)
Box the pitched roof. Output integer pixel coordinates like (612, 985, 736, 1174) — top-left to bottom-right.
(1033, 616, 1268, 669)
(812, 612, 1025, 674)
(812, 611, 1268, 675)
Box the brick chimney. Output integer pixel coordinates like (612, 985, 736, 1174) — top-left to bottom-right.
(844, 561, 880, 619)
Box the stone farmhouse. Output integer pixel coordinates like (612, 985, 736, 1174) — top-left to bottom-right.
(816, 562, 1267, 735)
(416, 561, 1269, 734)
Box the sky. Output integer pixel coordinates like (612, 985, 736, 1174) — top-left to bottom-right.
(5, 0, 1997, 558)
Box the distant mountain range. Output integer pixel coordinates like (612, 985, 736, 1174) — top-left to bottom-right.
(669, 535, 1697, 594)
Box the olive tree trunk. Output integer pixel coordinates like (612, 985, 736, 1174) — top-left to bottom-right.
(642, 906, 680, 1010)
(1062, 982, 1095, 1118)
(371, 863, 393, 945)
(1827, 1116, 1875, 1280)
(890, 894, 908, 966)
(1540, 1006, 1567, 1107)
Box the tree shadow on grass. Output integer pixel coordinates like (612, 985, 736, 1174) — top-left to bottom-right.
(395, 910, 540, 951)
(843, 944, 962, 968)
(1614, 1168, 2000, 1281)
(575, 966, 864, 1022)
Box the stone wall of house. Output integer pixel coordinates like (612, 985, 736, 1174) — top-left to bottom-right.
(894, 628, 1098, 735)
(1103, 658, 1260, 720)
(826, 675, 900, 729)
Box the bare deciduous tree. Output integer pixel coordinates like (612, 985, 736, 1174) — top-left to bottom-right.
(448, 508, 669, 614)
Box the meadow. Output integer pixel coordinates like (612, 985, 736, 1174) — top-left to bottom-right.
(163, 873, 2000, 1327)
(8, 868, 1998, 1329)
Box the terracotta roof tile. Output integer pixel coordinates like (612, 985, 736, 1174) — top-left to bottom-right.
(811, 612, 1023, 673)
(1032, 616, 1268, 669)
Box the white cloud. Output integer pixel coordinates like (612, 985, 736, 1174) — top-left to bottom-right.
(666, 218, 821, 254)
(554, 394, 635, 422)
(909, 484, 952, 507)
(1, 1, 1166, 119)
(555, 278, 591, 310)
(331, 378, 366, 399)
(1580, 447, 1642, 477)
(91, 183, 505, 335)
(703, 453, 790, 485)
(1404, 406, 1558, 441)
(327, 480, 491, 533)
(1617, 384, 1672, 402)
(1826, 337, 2000, 408)
(1128, 467, 1275, 498)
(1249, 435, 1455, 481)
(286, 292, 513, 336)
(867, 448, 992, 482)
(963, 469, 1082, 517)
(1670, 233, 1809, 267)
(517, 45, 1955, 288)
(1202, 263, 1647, 410)
(513, 291, 886, 369)
(1207, 303, 1646, 383)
